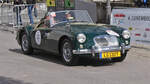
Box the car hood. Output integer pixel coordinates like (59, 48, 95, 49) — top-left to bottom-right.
(70, 23, 128, 49)
(70, 23, 124, 36)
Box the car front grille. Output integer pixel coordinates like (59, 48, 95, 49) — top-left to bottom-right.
(94, 35, 118, 47)
(94, 37, 108, 46)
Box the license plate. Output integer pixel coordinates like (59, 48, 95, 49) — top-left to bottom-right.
(100, 51, 121, 59)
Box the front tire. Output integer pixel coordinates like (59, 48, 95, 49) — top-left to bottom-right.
(60, 39, 79, 66)
(21, 33, 33, 54)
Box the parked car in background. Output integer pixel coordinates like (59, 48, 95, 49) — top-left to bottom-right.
(16, 10, 131, 65)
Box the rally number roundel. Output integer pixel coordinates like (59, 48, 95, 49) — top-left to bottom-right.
(35, 31, 41, 45)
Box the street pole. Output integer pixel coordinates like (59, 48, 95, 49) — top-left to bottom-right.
(106, 0, 111, 24)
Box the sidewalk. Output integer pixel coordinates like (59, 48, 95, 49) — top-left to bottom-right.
(131, 43, 150, 50)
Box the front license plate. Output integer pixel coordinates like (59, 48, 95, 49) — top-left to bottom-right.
(100, 51, 121, 59)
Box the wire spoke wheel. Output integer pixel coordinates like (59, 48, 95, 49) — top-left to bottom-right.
(21, 33, 33, 54)
(61, 39, 79, 66)
(22, 34, 29, 52)
(63, 42, 72, 62)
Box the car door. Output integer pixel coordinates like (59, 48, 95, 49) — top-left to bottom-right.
(32, 11, 69, 53)
(41, 19, 61, 53)
(32, 18, 59, 53)
(43, 22, 70, 54)
(31, 20, 49, 50)
(41, 11, 68, 53)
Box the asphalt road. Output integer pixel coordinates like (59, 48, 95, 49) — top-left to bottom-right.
(0, 30, 150, 84)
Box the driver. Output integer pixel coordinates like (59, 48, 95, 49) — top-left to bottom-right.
(65, 11, 74, 20)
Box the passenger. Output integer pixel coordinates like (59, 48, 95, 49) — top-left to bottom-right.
(49, 12, 56, 27)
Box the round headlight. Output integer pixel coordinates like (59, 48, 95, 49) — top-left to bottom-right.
(77, 33, 86, 43)
(122, 30, 130, 39)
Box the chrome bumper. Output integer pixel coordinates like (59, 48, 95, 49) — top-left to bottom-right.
(73, 45, 131, 55)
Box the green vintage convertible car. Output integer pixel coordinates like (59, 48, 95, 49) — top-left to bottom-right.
(16, 10, 131, 65)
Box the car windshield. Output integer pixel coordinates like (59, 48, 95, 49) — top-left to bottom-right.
(47, 10, 94, 27)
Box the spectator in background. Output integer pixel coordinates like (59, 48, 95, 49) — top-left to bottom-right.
(14, 0, 23, 25)
(143, 0, 148, 7)
(26, 0, 36, 24)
